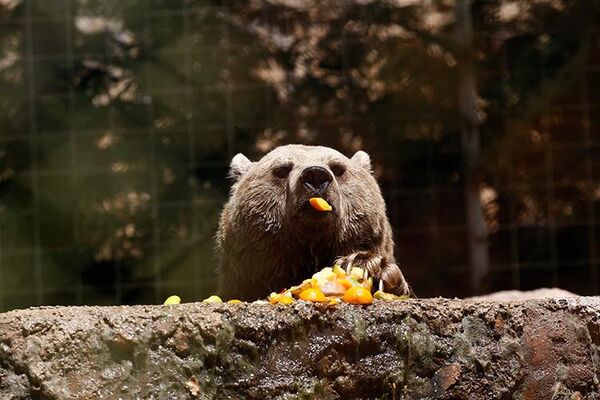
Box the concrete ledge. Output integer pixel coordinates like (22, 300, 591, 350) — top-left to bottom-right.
(0, 297, 598, 399)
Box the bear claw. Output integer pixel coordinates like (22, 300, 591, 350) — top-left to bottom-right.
(336, 251, 412, 296)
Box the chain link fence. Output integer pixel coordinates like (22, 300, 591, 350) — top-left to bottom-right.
(0, 0, 598, 311)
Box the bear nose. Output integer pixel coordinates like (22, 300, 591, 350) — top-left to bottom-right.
(300, 166, 333, 194)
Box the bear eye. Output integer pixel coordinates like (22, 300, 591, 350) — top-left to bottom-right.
(272, 163, 293, 179)
(329, 162, 346, 177)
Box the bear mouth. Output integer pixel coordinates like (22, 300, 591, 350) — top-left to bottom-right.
(300, 197, 335, 221)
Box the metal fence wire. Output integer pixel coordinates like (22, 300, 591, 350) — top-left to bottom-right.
(0, 0, 599, 311)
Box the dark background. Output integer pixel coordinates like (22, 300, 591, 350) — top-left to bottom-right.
(1, 0, 599, 311)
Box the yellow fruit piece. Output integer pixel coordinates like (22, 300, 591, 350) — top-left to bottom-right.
(278, 296, 295, 305)
(313, 267, 336, 282)
(374, 291, 410, 301)
(227, 299, 242, 304)
(268, 292, 282, 304)
(350, 267, 365, 281)
(299, 287, 327, 302)
(328, 298, 341, 306)
(309, 197, 332, 212)
(343, 286, 373, 305)
(163, 295, 181, 305)
(202, 295, 223, 303)
(346, 277, 360, 287)
(269, 291, 294, 304)
(332, 264, 346, 277)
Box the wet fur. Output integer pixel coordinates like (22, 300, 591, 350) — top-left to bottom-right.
(216, 144, 411, 300)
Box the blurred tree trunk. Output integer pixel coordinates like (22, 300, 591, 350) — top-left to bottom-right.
(455, 0, 490, 294)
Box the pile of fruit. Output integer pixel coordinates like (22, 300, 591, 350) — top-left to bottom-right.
(163, 264, 408, 306)
(267, 264, 408, 306)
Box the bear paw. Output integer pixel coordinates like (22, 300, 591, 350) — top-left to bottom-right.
(336, 251, 412, 296)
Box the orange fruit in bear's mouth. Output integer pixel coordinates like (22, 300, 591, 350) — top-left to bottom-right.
(309, 197, 332, 212)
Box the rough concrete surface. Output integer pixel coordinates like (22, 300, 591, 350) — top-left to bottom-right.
(1, 297, 599, 399)
(469, 288, 578, 301)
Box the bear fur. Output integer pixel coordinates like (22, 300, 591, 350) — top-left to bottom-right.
(216, 144, 410, 300)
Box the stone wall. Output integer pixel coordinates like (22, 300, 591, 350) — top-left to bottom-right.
(1, 297, 598, 399)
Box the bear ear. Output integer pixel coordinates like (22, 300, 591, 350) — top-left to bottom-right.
(351, 150, 372, 172)
(229, 153, 253, 181)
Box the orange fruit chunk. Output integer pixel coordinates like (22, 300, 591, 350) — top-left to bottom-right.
(343, 286, 373, 305)
(299, 287, 327, 302)
(338, 278, 354, 290)
(309, 197, 332, 212)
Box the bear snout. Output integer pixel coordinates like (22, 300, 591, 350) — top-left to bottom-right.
(299, 166, 333, 195)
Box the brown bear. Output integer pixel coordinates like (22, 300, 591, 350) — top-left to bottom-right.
(216, 144, 411, 301)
